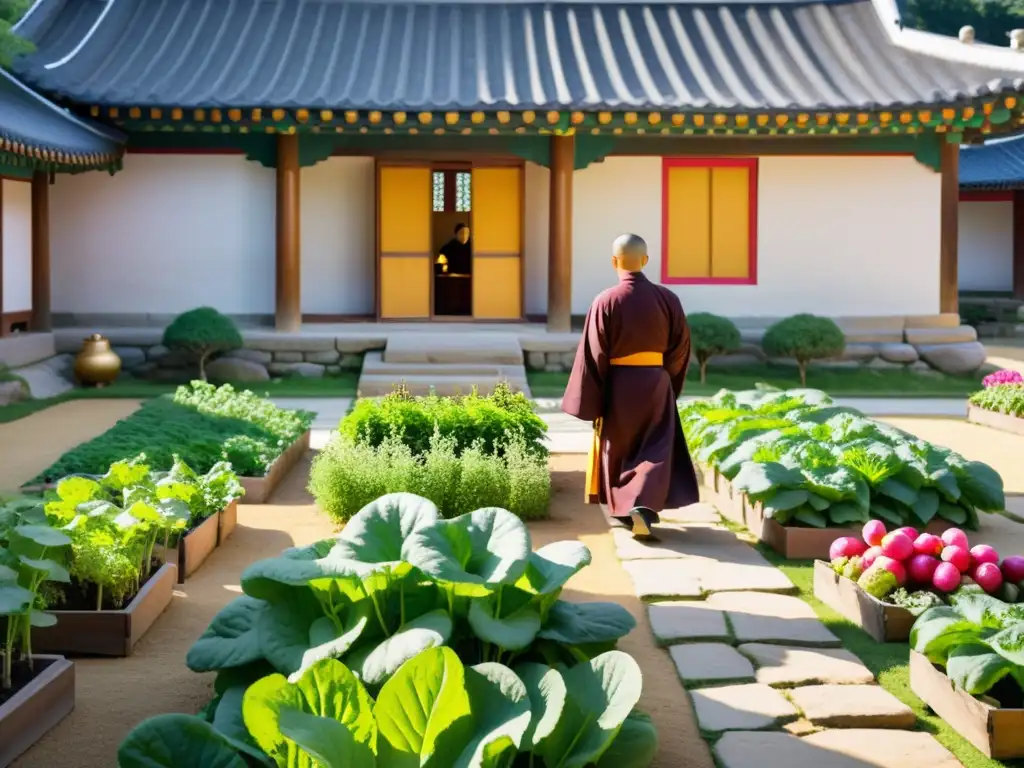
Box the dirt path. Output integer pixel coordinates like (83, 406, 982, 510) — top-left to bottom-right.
(0, 400, 142, 491)
(15, 454, 711, 768)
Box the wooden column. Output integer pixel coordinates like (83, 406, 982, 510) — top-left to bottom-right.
(275, 134, 301, 332)
(1014, 191, 1024, 300)
(547, 134, 574, 333)
(31, 171, 52, 332)
(939, 141, 959, 315)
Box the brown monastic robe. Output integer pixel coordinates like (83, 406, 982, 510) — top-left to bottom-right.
(562, 271, 700, 519)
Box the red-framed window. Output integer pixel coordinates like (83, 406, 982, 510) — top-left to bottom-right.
(661, 157, 758, 285)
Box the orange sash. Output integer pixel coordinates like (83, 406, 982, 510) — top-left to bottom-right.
(585, 352, 664, 501)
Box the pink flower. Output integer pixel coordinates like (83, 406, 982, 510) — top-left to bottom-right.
(982, 369, 1024, 388)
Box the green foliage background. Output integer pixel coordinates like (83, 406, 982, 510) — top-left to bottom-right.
(0, 0, 32, 69)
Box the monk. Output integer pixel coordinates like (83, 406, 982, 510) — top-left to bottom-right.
(562, 233, 699, 538)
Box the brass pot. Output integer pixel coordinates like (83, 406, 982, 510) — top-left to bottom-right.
(74, 333, 122, 387)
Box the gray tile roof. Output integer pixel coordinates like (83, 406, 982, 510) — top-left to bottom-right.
(11, 0, 1024, 112)
(0, 68, 125, 169)
(960, 133, 1024, 189)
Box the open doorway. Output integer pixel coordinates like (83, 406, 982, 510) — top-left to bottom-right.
(431, 167, 473, 317)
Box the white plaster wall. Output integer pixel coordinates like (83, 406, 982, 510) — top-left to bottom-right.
(570, 155, 942, 317)
(958, 200, 1014, 292)
(523, 162, 550, 316)
(1, 179, 32, 313)
(300, 157, 375, 315)
(50, 154, 275, 315)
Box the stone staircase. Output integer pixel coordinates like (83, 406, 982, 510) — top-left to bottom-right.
(356, 332, 531, 397)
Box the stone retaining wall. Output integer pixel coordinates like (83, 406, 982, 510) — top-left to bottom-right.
(521, 314, 988, 376)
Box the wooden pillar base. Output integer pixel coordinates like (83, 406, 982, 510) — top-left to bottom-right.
(939, 141, 959, 315)
(547, 135, 574, 333)
(275, 134, 301, 332)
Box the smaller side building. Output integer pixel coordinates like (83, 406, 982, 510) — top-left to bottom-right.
(959, 134, 1024, 298)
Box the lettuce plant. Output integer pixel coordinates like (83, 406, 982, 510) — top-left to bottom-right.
(0, 499, 72, 689)
(911, 592, 1024, 704)
(680, 388, 1005, 529)
(41, 457, 241, 609)
(119, 647, 655, 767)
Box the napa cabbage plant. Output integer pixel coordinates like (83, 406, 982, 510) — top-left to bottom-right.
(0, 499, 72, 689)
(680, 388, 1005, 530)
(911, 592, 1024, 702)
(118, 647, 655, 768)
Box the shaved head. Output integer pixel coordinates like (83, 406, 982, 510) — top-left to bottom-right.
(612, 233, 649, 272)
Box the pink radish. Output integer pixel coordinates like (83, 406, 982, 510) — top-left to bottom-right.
(1002, 555, 1024, 584)
(861, 546, 883, 570)
(914, 533, 944, 557)
(880, 532, 915, 562)
(907, 554, 940, 585)
(970, 545, 999, 567)
(941, 528, 970, 550)
(874, 555, 907, 586)
(974, 562, 1004, 594)
(933, 562, 962, 593)
(895, 526, 919, 541)
(942, 545, 971, 573)
(830, 537, 868, 561)
(863, 520, 887, 548)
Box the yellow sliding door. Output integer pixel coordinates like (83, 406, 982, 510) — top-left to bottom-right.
(378, 164, 431, 319)
(471, 166, 523, 320)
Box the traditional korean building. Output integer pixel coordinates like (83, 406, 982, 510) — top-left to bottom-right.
(6, 0, 1024, 341)
(959, 133, 1024, 298)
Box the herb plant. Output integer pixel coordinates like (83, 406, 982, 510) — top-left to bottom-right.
(680, 388, 1004, 529)
(911, 592, 1024, 705)
(30, 382, 313, 483)
(0, 500, 71, 691)
(970, 382, 1024, 418)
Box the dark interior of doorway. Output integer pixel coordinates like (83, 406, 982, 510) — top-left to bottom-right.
(432, 167, 472, 317)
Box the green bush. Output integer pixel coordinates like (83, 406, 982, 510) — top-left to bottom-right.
(341, 381, 547, 457)
(30, 382, 313, 483)
(309, 430, 550, 522)
(688, 312, 741, 383)
(162, 307, 243, 381)
(762, 314, 845, 387)
(970, 382, 1024, 417)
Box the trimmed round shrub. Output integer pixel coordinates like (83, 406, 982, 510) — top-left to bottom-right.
(162, 307, 243, 381)
(688, 313, 741, 383)
(762, 314, 845, 386)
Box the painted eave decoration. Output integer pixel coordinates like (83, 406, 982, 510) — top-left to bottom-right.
(9, 0, 1024, 139)
(960, 132, 1024, 190)
(0, 68, 125, 173)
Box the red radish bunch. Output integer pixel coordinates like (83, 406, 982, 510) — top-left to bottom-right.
(826, 520, 1023, 601)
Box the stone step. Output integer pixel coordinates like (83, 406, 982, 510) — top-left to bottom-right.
(361, 351, 522, 378)
(383, 332, 523, 365)
(356, 372, 530, 398)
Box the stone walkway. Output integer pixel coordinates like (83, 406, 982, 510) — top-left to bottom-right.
(617, 502, 963, 768)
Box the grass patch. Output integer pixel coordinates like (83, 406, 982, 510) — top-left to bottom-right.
(528, 364, 986, 399)
(0, 373, 358, 424)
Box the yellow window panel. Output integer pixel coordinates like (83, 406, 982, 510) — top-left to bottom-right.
(473, 256, 521, 319)
(472, 167, 521, 254)
(380, 256, 430, 319)
(664, 166, 711, 279)
(710, 167, 751, 279)
(379, 166, 431, 254)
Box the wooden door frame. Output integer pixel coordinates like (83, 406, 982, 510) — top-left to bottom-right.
(373, 155, 526, 323)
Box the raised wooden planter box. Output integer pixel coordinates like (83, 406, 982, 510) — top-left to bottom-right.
(157, 511, 221, 585)
(967, 404, 1024, 436)
(910, 649, 1024, 759)
(239, 430, 310, 504)
(26, 563, 177, 657)
(0, 655, 75, 767)
(699, 464, 952, 560)
(812, 559, 915, 642)
(218, 498, 238, 545)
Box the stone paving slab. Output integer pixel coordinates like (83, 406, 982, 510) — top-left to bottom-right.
(739, 644, 875, 687)
(648, 601, 730, 644)
(611, 523, 726, 560)
(788, 685, 916, 729)
(691, 560, 797, 595)
(714, 729, 961, 768)
(659, 502, 722, 524)
(706, 592, 840, 647)
(691, 683, 798, 732)
(669, 643, 755, 685)
(622, 560, 704, 600)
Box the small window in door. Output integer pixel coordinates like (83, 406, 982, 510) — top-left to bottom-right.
(432, 171, 446, 212)
(455, 172, 471, 212)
